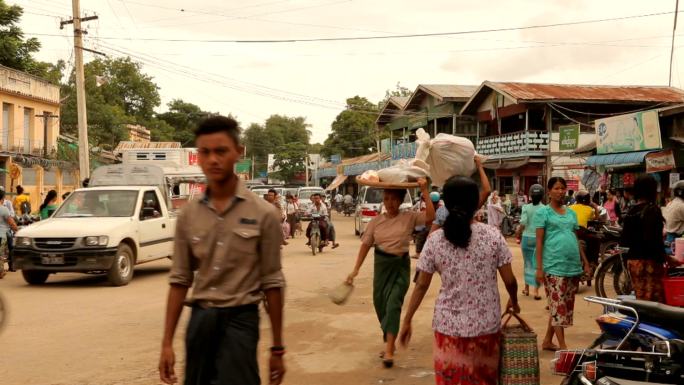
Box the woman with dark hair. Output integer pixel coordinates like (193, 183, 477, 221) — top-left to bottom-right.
(603, 188, 621, 225)
(516, 184, 545, 300)
(398, 176, 519, 385)
(346, 178, 434, 368)
(535, 177, 590, 351)
(39, 190, 59, 220)
(620, 175, 667, 302)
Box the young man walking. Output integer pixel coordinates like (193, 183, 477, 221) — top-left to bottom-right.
(159, 116, 286, 385)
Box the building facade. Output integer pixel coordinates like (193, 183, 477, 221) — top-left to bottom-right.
(0, 65, 79, 211)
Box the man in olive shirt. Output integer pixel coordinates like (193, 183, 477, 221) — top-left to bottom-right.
(159, 116, 286, 385)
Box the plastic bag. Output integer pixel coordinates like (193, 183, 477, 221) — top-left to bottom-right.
(415, 128, 432, 162)
(358, 170, 380, 183)
(377, 159, 430, 184)
(427, 134, 477, 187)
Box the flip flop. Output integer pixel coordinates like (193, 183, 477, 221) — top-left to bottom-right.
(522, 288, 529, 296)
(332, 243, 340, 249)
(542, 344, 560, 352)
(534, 295, 542, 300)
(382, 358, 394, 368)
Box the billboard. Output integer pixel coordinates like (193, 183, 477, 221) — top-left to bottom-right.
(595, 110, 662, 154)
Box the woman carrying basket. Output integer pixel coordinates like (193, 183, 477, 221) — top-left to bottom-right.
(399, 176, 520, 385)
(346, 177, 434, 368)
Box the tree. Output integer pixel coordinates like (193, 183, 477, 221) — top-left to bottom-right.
(272, 142, 307, 183)
(61, 57, 162, 149)
(156, 99, 214, 146)
(0, 1, 63, 83)
(241, 115, 311, 182)
(321, 96, 378, 159)
(378, 82, 413, 108)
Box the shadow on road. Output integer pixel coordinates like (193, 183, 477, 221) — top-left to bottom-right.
(23, 265, 171, 288)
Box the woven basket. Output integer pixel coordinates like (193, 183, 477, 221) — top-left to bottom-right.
(499, 311, 540, 385)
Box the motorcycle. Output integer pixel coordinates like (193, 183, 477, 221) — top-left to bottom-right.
(553, 296, 684, 384)
(579, 221, 622, 289)
(343, 202, 355, 217)
(308, 214, 326, 255)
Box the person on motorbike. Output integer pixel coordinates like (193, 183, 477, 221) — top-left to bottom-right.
(306, 193, 339, 248)
(663, 180, 684, 254)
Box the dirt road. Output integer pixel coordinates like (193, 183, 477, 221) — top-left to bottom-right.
(0, 215, 602, 385)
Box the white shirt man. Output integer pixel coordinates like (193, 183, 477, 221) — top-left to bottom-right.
(335, 193, 343, 204)
(343, 194, 353, 205)
(307, 201, 329, 217)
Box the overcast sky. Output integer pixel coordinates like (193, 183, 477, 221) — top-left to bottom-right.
(16, 0, 684, 144)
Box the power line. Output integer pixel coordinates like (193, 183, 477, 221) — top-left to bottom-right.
(31, 9, 684, 44)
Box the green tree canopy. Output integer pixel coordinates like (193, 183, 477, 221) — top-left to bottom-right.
(0, 1, 63, 83)
(156, 99, 216, 146)
(321, 96, 378, 159)
(241, 115, 311, 182)
(61, 57, 162, 149)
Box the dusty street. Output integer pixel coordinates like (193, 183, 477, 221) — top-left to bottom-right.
(0, 214, 603, 385)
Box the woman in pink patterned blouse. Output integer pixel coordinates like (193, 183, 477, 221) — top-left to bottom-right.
(399, 176, 520, 385)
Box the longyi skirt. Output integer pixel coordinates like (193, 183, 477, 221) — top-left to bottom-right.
(433, 331, 502, 385)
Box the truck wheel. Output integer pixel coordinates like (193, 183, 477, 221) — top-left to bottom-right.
(108, 244, 134, 286)
(22, 270, 49, 285)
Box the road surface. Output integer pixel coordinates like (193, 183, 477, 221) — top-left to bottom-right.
(0, 214, 602, 385)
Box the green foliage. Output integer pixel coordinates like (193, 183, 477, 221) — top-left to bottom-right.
(0, 1, 63, 83)
(321, 96, 378, 159)
(61, 57, 162, 149)
(156, 99, 216, 146)
(379, 81, 413, 108)
(241, 115, 311, 182)
(272, 142, 307, 182)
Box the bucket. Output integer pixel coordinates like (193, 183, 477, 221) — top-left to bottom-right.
(664, 276, 684, 307)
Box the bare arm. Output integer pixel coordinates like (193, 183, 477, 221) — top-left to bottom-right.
(159, 284, 189, 384)
(346, 242, 372, 284)
(535, 228, 545, 285)
(498, 264, 519, 312)
(418, 178, 435, 224)
(8, 216, 17, 232)
(264, 288, 284, 347)
(475, 156, 491, 208)
(399, 271, 434, 347)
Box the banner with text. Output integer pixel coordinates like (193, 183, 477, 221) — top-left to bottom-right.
(595, 110, 662, 154)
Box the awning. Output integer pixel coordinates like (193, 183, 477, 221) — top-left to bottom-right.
(325, 175, 348, 191)
(483, 158, 529, 170)
(585, 150, 655, 168)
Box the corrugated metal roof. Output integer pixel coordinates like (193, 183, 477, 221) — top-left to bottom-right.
(420, 84, 479, 100)
(390, 96, 410, 108)
(319, 152, 391, 169)
(489, 82, 684, 103)
(114, 141, 182, 152)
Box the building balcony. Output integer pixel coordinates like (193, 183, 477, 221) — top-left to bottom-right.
(0, 139, 57, 157)
(476, 130, 549, 159)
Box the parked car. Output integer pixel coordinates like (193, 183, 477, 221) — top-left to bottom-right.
(297, 187, 326, 220)
(354, 186, 413, 236)
(13, 164, 185, 286)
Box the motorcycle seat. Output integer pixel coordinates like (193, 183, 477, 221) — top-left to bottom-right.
(621, 299, 684, 335)
(603, 226, 622, 238)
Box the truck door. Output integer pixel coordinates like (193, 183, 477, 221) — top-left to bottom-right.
(137, 190, 171, 261)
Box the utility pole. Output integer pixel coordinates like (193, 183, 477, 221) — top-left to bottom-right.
(61, 1, 98, 181)
(305, 154, 309, 187)
(36, 112, 59, 158)
(669, 0, 680, 86)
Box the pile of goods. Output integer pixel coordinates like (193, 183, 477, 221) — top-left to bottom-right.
(357, 128, 480, 187)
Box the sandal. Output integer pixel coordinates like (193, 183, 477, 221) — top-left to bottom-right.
(542, 344, 560, 352)
(382, 358, 394, 368)
(534, 295, 542, 300)
(522, 288, 529, 297)
(332, 243, 340, 249)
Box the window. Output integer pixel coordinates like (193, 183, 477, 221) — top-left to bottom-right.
(136, 153, 149, 160)
(62, 171, 75, 185)
(22, 168, 37, 185)
(23, 107, 33, 153)
(44, 170, 57, 185)
(140, 190, 162, 220)
(153, 153, 166, 160)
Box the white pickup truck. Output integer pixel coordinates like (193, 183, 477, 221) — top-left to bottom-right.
(13, 164, 203, 286)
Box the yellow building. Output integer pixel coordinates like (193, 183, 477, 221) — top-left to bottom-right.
(0, 64, 79, 212)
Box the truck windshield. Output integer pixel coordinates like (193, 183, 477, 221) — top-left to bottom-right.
(299, 190, 324, 200)
(54, 190, 140, 218)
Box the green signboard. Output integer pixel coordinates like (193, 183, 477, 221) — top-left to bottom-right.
(559, 124, 580, 151)
(235, 159, 251, 174)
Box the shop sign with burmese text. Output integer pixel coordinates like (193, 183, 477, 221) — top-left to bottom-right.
(645, 149, 675, 173)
